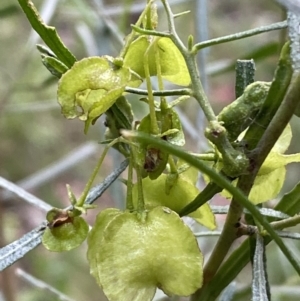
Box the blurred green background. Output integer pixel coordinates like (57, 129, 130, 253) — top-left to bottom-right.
(1, 0, 300, 300)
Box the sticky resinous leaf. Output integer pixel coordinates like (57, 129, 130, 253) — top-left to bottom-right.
(123, 36, 191, 86)
(57, 56, 133, 131)
(223, 124, 300, 204)
(42, 209, 89, 252)
(104, 96, 134, 156)
(132, 174, 216, 230)
(87, 207, 203, 301)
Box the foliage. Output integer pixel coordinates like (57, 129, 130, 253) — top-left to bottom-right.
(2, 1, 300, 301)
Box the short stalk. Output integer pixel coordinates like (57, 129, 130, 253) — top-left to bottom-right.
(205, 121, 249, 177)
(193, 21, 287, 51)
(126, 150, 134, 211)
(145, 0, 152, 29)
(131, 25, 170, 37)
(190, 153, 218, 161)
(135, 163, 145, 213)
(154, 41, 168, 113)
(144, 46, 160, 135)
(168, 156, 177, 173)
(186, 54, 217, 122)
(124, 87, 192, 96)
(161, 0, 245, 171)
(269, 215, 300, 231)
(161, 0, 216, 122)
(119, 0, 154, 58)
(76, 138, 123, 208)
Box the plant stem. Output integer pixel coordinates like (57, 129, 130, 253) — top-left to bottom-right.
(131, 25, 170, 37)
(190, 153, 217, 161)
(269, 214, 300, 231)
(160, 0, 249, 178)
(144, 46, 160, 135)
(193, 21, 287, 51)
(161, 0, 216, 122)
(119, 0, 154, 58)
(168, 156, 177, 173)
(125, 87, 192, 96)
(76, 138, 122, 207)
(195, 175, 253, 290)
(135, 163, 145, 213)
(126, 150, 134, 211)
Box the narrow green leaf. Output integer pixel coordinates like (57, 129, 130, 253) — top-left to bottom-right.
(41, 55, 69, 78)
(17, 0, 76, 68)
(107, 96, 133, 131)
(276, 181, 300, 215)
(243, 42, 293, 148)
(179, 181, 224, 217)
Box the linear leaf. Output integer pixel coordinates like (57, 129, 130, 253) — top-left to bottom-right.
(211, 205, 291, 219)
(17, 0, 76, 68)
(0, 176, 52, 212)
(275, 181, 300, 215)
(252, 235, 269, 301)
(0, 159, 128, 271)
(0, 225, 45, 271)
(275, 231, 300, 240)
(246, 207, 291, 219)
(287, 11, 300, 71)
